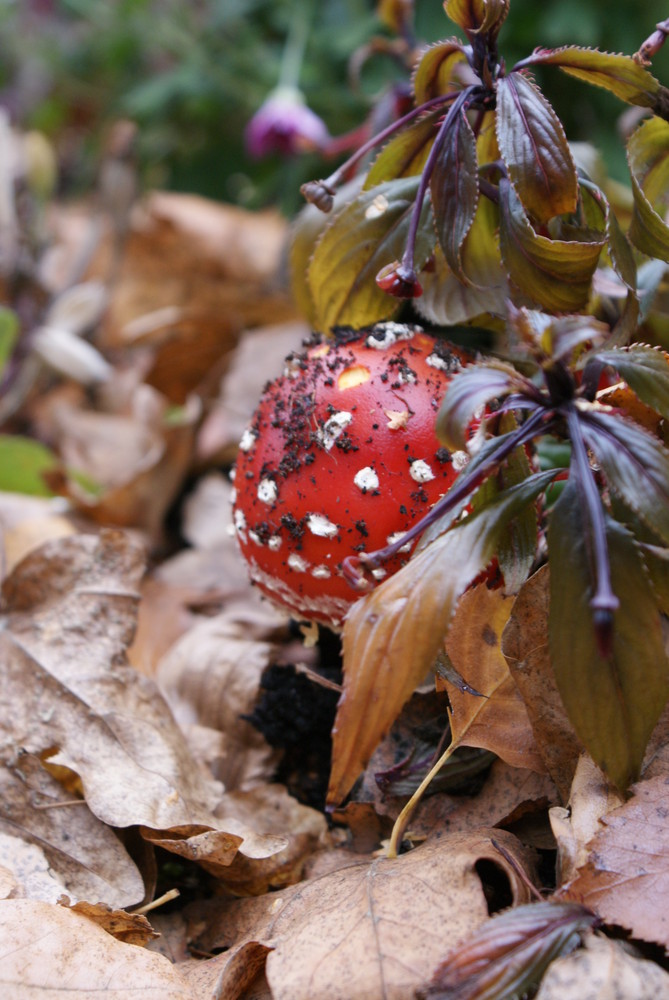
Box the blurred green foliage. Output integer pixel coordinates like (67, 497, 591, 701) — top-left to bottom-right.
(0, 0, 667, 213)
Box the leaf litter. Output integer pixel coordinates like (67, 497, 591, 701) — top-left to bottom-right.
(1, 189, 669, 999)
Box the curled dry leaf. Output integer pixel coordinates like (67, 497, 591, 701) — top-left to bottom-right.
(419, 900, 598, 1000)
(0, 754, 145, 908)
(536, 932, 669, 999)
(66, 900, 158, 947)
(46, 386, 200, 541)
(559, 774, 669, 950)
(0, 899, 194, 999)
(442, 584, 546, 773)
(501, 566, 583, 799)
(179, 942, 272, 1000)
(0, 530, 223, 833)
(550, 753, 624, 886)
(211, 784, 329, 895)
(156, 603, 287, 792)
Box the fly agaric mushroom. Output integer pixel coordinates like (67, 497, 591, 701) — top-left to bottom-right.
(231, 323, 472, 629)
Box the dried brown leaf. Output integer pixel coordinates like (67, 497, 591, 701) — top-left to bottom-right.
(0, 899, 194, 999)
(156, 604, 287, 792)
(501, 566, 583, 799)
(443, 585, 546, 772)
(550, 754, 624, 886)
(195, 830, 535, 1000)
(0, 531, 224, 834)
(560, 774, 669, 949)
(179, 942, 272, 1000)
(0, 754, 145, 908)
(211, 784, 329, 894)
(332, 528, 492, 807)
(66, 900, 158, 946)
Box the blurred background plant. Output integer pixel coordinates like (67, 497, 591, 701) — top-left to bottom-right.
(1, 0, 668, 216)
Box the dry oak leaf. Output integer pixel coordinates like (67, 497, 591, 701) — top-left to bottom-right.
(156, 602, 287, 792)
(0, 898, 194, 999)
(0, 754, 144, 908)
(560, 774, 669, 950)
(0, 531, 223, 834)
(501, 565, 584, 800)
(442, 584, 546, 773)
(536, 932, 669, 999)
(198, 829, 536, 1000)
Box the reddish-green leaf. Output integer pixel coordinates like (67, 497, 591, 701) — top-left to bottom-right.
(307, 177, 434, 331)
(444, 0, 509, 36)
(638, 543, 669, 616)
(594, 345, 669, 418)
(548, 477, 669, 792)
(364, 111, 441, 189)
(420, 901, 597, 1000)
(436, 361, 528, 449)
(329, 472, 554, 805)
(580, 409, 669, 544)
(627, 116, 669, 262)
(431, 110, 479, 280)
(498, 179, 604, 312)
(413, 40, 469, 104)
(520, 46, 663, 110)
(496, 73, 577, 223)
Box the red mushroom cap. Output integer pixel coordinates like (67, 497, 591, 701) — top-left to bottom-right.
(231, 324, 472, 629)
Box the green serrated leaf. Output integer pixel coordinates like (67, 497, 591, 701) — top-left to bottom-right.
(548, 477, 669, 791)
(497, 73, 577, 223)
(521, 46, 662, 109)
(471, 414, 538, 592)
(496, 423, 539, 593)
(499, 179, 604, 312)
(364, 111, 441, 190)
(290, 176, 364, 326)
(594, 344, 669, 418)
(307, 176, 434, 331)
(431, 110, 479, 280)
(581, 409, 669, 545)
(0, 434, 58, 497)
(413, 40, 468, 104)
(627, 116, 669, 263)
(0, 307, 18, 374)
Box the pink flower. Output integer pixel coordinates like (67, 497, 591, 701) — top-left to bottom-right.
(245, 86, 330, 159)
